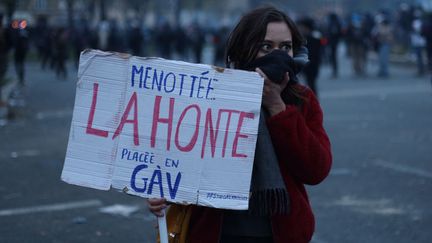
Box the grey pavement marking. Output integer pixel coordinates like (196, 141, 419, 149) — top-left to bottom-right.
(329, 168, 356, 176)
(373, 159, 432, 179)
(0, 149, 41, 159)
(0, 199, 102, 216)
(99, 204, 140, 217)
(35, 109, 73, 120)
(11, 149, 41, 158)
(326, 195, 405, 216)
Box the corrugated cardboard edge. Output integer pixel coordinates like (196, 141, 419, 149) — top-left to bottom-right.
(212, 66, 225, 73)
(78, 49, 229, 83)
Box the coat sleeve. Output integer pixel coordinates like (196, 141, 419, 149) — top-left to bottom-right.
(267, 90, 332, 185)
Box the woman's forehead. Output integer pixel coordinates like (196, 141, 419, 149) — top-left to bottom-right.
(264, 22, 292, 41)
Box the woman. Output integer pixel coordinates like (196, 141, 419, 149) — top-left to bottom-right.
(149, 6, 332, 243)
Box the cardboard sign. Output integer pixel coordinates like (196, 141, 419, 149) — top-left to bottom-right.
(61, 49, 263, 210)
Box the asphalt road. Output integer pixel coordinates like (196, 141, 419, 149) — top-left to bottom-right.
(0, 51, 431, 243)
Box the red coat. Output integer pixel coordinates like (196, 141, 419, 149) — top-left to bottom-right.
(187, 86, 332, 243)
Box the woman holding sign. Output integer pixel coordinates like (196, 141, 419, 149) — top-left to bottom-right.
(148, 5, 332, 243)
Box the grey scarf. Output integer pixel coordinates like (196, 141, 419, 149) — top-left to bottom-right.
(248, 109, 290, 216)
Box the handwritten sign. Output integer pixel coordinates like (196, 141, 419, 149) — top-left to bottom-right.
(61, 49, 263, 210)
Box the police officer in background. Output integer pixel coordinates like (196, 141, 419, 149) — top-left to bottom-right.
(297, 17, 323, 96)
(10, 19, 29, 88)
(0, 13, 11, 108)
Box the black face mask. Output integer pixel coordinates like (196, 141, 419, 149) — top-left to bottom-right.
(245, 46, 309, 84)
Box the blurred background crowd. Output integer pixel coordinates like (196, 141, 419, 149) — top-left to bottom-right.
(1, 0, 432, 103)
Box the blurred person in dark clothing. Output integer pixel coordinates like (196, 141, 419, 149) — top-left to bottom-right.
(10, 19, 29, 87)
(98, 21, 109, 50)
(128, 20, 144, 56)
(397, 3, 415, 51)
(155, 21, 174, 59)
(40, 27, 53, 71)
(33, 16, 52, 70)
(213, 25, 230, 66)
(0, 14, 11, 106)
(88, 26, 99, 50)
(107, 20, 124, 52)
(173, 26, 188, 60)
(372, 16, 394, 78)
(53, 27, 69, 79)
(298, 17, 323, 96)
(72, 21, 92, 69)
(187, 22, 205, 63)
(325, 13, 342, 79)
(346, 13, 369, 77)
(410, 13, 426, 76)
(421, 13, 432, 74)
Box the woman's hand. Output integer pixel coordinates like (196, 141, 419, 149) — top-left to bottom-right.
(256, 68, 289, 116)
(147, 198, 167, 217)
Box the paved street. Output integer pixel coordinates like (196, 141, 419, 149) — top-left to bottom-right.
(0, 49, 431, 243)
(310, 56, 432, 243)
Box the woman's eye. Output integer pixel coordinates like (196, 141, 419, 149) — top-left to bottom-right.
(259, 44, 272, 52)
(280, 44, 292, 51)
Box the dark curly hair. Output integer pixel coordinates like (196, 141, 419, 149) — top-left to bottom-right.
(225, 6, 307, 106)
